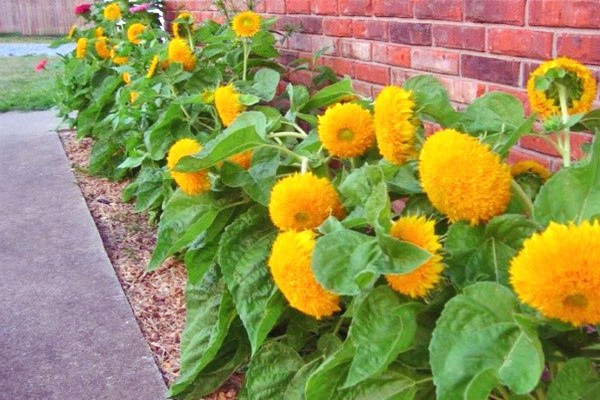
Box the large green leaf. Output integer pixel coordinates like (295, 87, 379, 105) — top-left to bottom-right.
(218, 206, 284, 355)
(455, 92, 524, 134)
(573, 109, 600, 132)
(144, 103, 188, 160)
(345, 286, 419, 387)
(283, 359, 321, 400)
(239, 342, 305, 400)
(168, 267, 237, 397)
(444, 215, 539, 288)
(338, 164, 390, 226)
(430, 282, 544, 400)
(534, 134, 600, 226)
(403, 75, 460, 126)
(249, 68, 281, 101)
(547, 357, 600, 400)
(302, 78, 354, 111)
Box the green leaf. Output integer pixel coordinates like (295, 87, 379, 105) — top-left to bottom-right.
(573, 109, 600, 132)
(284, 359, 321, 400)
(495, 115, 536, 157)
(218, 206, 284, 355)
(444, 215, 539, 288)
(534, 133, 600, 226)
(168, 267, 237, 397)
(88, 138, 127, 180)
(339, 164, 390, 225)
(430, 282, 544, 400)
(239, 342, 305, 400)
(547, 357, 600, 400)
(345, 286, 418, 387)
(302, 78, 354, 111)
(374, 225, 432, 275)
(403, 75, 460, 126)
(286, 84, 310, 117)
(456, 92, 525, 135)
(145, 103, 188, 160)
(250, 68, 280, 101)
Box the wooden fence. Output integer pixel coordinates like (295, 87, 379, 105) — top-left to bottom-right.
(0, 0, 81, 36)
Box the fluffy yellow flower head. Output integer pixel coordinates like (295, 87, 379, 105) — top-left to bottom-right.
(94, 27, 104, 38)
(129, 91, 138, 104)
(232, 11, 261, 38)
(419, 129, 512, 225)
(94, 37, 111, 59)
(511, 160, 551, 182)
(167, 138, 211, 196)
(228, 150, 253, 170)
(214, 84, 245, 127)
(385, 216, 444, 298)
(269, 172, 344, 231)
(68, 25, 77, 39)
(268, 230, 341, 319)
(122, 72, 131, 85)
(318, 103, 375, 158)
(146, 55, 159, 79)
(103, 3, 122, 21)
(172, 12, 193, 39)
(75, 38, 87, 59)
(110, 47, 128, 65)
(127, 23, 146, 44)
(510, 221, 600, 326)
(167, 38, 196, 71)
(526, 57, 597, 118)
(374, 86, 417, 165)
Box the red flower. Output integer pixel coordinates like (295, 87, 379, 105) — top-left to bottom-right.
(74, 3, 91, 15)
(35, 59, 48, 72)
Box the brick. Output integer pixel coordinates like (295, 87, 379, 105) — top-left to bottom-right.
(521, 62, 541, 88)
(508, 147, 555, 169)
(312, 0, 339, 15)
(354, 62, 390, 85)
(288, 34, 312, 53)
(390, 68, 416, 85)
(353, 20, 388, 40)
(340, 39, 372, 61)
(433, 25, 485, 51)
(466, 0, 525, 25)
(415, 0, 462, 21)
(323, 17, 354, 37)
(462, 55, 521, 86)
(322, 56, 354, 76)
(373, 43, 411, 67)
(373, 0, 413, 17)
(520, 132, 593, 161)
(557, 34, 600, 65)
(312, 36, 338, 56)
(287, 0, 311, 14)
(412, 49, 459, 75)
(488, 28, 553, 59)
(389, 22, 432, 46)
(353, 80, 374, 97)
(340, 0, 373, 16)
(287, 16, 323, 35)
(529, 0, 600, 29)
(438, 77, 486, 104)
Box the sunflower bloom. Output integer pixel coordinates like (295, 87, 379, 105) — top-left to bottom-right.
(129, 91, 138, 104)
(268, 230, 341, 319)
(110, 48, 128, 65)
(68, 25, 77, 39)
(103, 3, 121, 21)
(228, 150, 253, 169)
(214, 84, 245, 127)
(318, 103, 375, 158)
(419, 129, 512, 225)
(374, 86, 417, 165)
(510, 221, 600, 326)
(75, 38, 87, 59)
(269, 172, 344, 231)
(511, 160, 551, 182)
(526, 57, 597, 118)
(127, 23, 146, 44)
(167, 38, 196, 71)
(94, 37, 111, 59)
(172, 12, 193, 39)
(122, 72, 131, 84)
(146, 55, 159, 78)
(167, 138, 211, 196)
(94, 27, 104, 38)
(232, 11, 261, 38)
(385, 216, 444, 298)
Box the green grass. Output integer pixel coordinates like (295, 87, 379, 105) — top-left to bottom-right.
(0, 56, 62, 112)
(0, 33, 62, 43)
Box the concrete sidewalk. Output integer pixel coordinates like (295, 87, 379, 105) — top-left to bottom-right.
(0, 110, 166, 399)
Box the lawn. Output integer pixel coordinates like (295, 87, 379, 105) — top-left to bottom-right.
(0, 33, 62, 43)
(0, 56, 62, 112)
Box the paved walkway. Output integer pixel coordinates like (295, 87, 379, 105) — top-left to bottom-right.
(0, 110, 166, 399)
(0, 43, 75, 57)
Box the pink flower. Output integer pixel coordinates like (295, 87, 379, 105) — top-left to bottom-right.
(35, 59, 48, 72)
(129, 2, 152, 13)
(74, 3, 91, 15)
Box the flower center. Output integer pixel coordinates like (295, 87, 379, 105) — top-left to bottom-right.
(242, 18, 253, 28)
(294, 212, 310, 223)
(337, 128, 354, 141)
(563, 293, 588, 309)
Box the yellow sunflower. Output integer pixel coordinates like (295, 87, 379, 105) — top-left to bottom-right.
(167, 38, 196, 71)
(122, 72, 131, 84)
(268, 230, 341, 319)
(214, 84, 245, 127)
(269, 172, 344, 231)
(317, 102, 375, 158)
(510, 220, 600, 326)
(110, 48, 128, 65)
(67, 25, 77, 39)
(75, 38, 87, 59)
(167, 138, 211, 196)
(172, 11, 193, 39)
(232, 11, 261, 38)
(94, 37, 111, 59)
(374, 86, 417, 165)
(385, 216, 444, 298)
(94, 27, 104, 38)
(511, 160, 551, 182)
(129, 91, 138, 104)
(527, 57, 597, 118)
(228, 150, 253, 170)
(419, 129, 512, 225)
(103, 3, 122, 21)
(146, 55, 159, 78)
(127, 23, 146, 45)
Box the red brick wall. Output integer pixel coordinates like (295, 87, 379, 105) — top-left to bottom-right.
(165, 0, 600, 169)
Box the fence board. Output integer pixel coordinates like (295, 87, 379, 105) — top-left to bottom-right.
(0, 0, 81, 35)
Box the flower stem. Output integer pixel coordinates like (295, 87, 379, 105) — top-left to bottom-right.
(557, 84, 571, 168)
(301, 157, 309, 173)
(242, 39, 249, 81)
(512, 179, 534, 217)
(267, 131, 307, 140)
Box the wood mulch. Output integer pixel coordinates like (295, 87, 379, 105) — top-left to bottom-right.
(59, 130, 239, 399)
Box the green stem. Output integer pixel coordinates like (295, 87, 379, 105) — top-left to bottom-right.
(264, 144, 304, 161)
(528, 133, 563, 155)
(557, 84, 571, 168)
(332, 317, 344, 336)
(267, 131, 307, 140)
(497, 386, 511, 400)
(301, 157, 309, 173)
(512, 179, 534, 218)
(186, 25, 194, 53)
(169, 83, 191, 120)
(242, 39, 249, 81)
